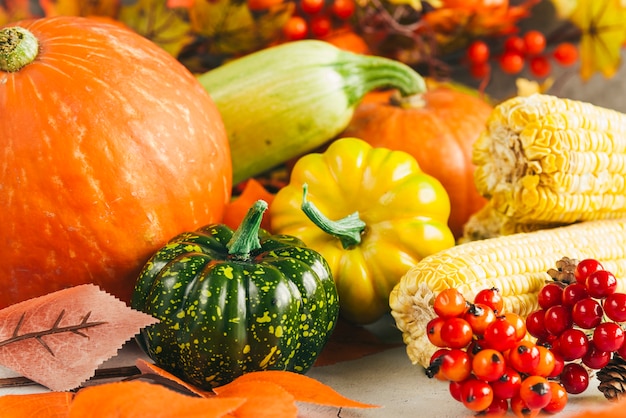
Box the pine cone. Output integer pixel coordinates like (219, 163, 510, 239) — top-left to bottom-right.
(547, 257, 578, 284)
(597, 355, 626, 400)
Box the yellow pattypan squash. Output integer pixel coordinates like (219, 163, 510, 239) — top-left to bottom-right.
(269, 137, 455, 324)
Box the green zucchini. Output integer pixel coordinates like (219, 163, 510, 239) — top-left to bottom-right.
(197, 40, 426, 185)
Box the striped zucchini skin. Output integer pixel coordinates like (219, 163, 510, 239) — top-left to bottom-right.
(131, 224, 338, 389)
(197, 40, 427, 184)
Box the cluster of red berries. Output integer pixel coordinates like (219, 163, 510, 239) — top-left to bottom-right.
(465, 30, 579, 79)
(282, 0, 356, 41)
(426, 287, 567, 417)
(526, 259, 626, 395)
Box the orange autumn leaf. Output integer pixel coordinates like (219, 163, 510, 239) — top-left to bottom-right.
(0, 392, 73, 418)
(68, 380, 245, 418)
(214, 380, 297, 418)
(0, 284, 158, 391)
(218, 370, 379, 409)
(135, 359, 212, 397)
(223, 179, 275, 231)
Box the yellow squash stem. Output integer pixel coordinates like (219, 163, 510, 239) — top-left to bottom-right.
(301, 183, 366, 249)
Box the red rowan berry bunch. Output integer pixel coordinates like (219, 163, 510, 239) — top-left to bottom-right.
(282, 0, 356, 40)
(465, 30, 579, 79)
(426, 287, 567, 417)
(527, 258, 626, 396)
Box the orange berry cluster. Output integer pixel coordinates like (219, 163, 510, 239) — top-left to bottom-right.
(465, 30, 579, 79)
(426, 288, 567, 417)
(282, 0, 356, 40)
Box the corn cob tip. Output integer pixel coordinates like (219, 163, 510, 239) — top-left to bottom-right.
(389, 281, 439, 367)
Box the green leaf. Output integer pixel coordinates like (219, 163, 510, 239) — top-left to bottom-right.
(118, 0, 193, 58)
(189, 0, 293, 55)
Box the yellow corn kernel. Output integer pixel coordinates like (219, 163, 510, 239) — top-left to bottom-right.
(390, 219, 626, 368)
(473, 94, 626, 225)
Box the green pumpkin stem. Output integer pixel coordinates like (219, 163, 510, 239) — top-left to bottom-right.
(227, 199, 267, 259)
(0, 27, 39, 73)
(301, 183, 365, 249)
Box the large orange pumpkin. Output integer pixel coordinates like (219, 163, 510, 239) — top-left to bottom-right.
(0, 16, 232, 308)
(341, 80, 492, 239)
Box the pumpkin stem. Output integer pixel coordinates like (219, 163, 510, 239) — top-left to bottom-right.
(389, 90, 426, 109)
(227, 200, 267, 259)
(0, 27, 39, 73)
(301, 183, 365, 249)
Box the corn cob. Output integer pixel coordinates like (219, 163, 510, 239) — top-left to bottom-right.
(390, 219, 626, 368)
(473, 93, 626, 225)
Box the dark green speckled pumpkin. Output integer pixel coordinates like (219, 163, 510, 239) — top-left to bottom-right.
(131, 200, 339, 389)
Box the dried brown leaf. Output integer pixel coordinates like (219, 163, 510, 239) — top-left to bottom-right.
(0, 284, 158, 391)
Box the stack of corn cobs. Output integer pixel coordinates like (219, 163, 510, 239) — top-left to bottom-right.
(390, 94, 626, 415)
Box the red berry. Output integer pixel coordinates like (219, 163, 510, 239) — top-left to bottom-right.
(559, 363, 589, 394)
(582, 345, 611, 370)
(529, 55, 551, 78)
(484, 397, 508, 416)
(572, 297, 603, 329)
(464, 303, 496, 335)
(449, 380, 464, 402)
(300, 0, 324, 14)
(474, 287, 504, 313)
(505, 312, 527, 341)
(426, 316, 447, 347)
(472, 348, 506, 382)
(440, 317, 473, 349)
(310, 15, 332, 38)
(483, 316, 519, 351)
(434, 288, 468, 318)
(562, 282, 589, 307)
(574, 258, 604, 284)
(538, 282, 563, 309)
(503, 36, 525, 54)
(331, 0, 355, 19)
(510, 394, 541, 418)
(491, 367, 522, 400)
(553, 42, 579, 66)
(460, 379, 494, 412)
(523, 30, 546, 55)
(508, 341, 540, 375)
(604, 292, 626, 322)
(532, 345, 556, 377)
(558, 328, 589, 361)
(586, 270, 618, 298)
(526, 309, 548, 339)
(593, 322, 625, 352)
(282, 16, 308, 40)
(548, 352, 565, 378)
(467, 40, 490, 64)
(519, 375, 552, 410)
(543, 381, 568, 414)
(428, 348, 473, 381)
(499, 51, 524, 74)
(544, 305, 572, 336)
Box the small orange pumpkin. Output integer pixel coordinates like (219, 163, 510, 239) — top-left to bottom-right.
(0, 17, 232, 308)
(341, 80, 492, 239)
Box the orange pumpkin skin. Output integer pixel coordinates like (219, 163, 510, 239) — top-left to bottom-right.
(342, 84, 492, 239)
(0, 17, 232, 308)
